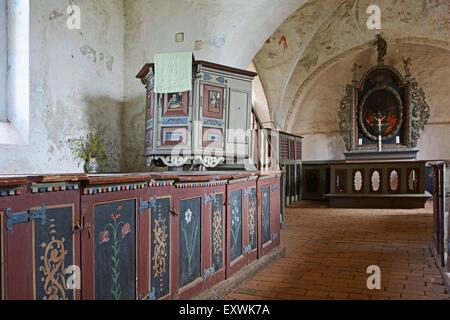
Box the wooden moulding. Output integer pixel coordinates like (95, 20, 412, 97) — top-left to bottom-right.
(0, 177, 28, 188)
(0, 171, 282, 190)
(136, 61, 258, 81)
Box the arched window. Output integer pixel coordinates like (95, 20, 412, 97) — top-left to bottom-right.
(0, 0, 29, 145)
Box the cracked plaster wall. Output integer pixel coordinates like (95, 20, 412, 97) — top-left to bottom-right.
(0, 0, 125, 174)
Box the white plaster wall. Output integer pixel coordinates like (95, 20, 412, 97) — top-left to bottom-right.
(0, 0, 125, 174)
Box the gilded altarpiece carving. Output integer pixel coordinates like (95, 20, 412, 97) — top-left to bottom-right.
(339, 35, 430, 160)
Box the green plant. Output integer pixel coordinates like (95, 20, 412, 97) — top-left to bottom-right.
(68, 130, 107, 167)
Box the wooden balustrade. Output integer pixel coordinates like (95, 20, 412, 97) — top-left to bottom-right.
(326, 161, 431, 208)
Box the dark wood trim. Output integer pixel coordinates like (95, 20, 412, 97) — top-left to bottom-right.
(196, 60, 257, 78)
(83, 175, 151, 186)
(136, 60, 258, 80)
(0, 177, 28, 187)
(136, 63, 152, 80)
(27, 174, 87, 184)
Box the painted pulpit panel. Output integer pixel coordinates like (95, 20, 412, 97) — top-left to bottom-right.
(262, 187, 271, 244)
(230, 190, 243, 261)
(247, 188, 257, 251)
(94, 200, 136, 300)
(179, 198, 201, 288)
(151, 198, 170, 300)
(211, 194, 224, 272)
(34, 207, 74, 300)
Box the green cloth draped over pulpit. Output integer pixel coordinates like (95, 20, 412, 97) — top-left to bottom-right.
(154, 52, 193, 94)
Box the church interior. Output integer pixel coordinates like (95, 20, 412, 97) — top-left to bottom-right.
(1, 0, 450, 302)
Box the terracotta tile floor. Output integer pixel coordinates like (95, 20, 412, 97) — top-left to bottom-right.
(225, 201, 449, 300)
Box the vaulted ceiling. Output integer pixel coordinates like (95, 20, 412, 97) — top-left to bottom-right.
(253, 0, 450, 132)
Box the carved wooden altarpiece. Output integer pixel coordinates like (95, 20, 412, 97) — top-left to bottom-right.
(339, 35, 431, 160)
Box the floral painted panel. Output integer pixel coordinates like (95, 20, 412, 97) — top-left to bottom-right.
(231, 190, 243, 261)
(211, 194, 224, 272)
(151, 198, 170, 300)
(94, 200, 136, 300)
(262, 187, 271, 244)
(34, 207, 74, 300)
(179, 198, 201, 288)
(0, 212, 2, 300)
(247, 188, 257, 251)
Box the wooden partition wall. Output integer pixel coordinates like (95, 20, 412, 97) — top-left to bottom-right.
(326, 161, 431, 208)
(0, 171, 282, 300)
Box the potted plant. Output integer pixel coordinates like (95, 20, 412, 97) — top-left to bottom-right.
(68, 130, 107, 174)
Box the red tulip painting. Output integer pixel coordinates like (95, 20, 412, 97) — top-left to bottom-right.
(121, 223, 131, 239)
(98, 205, 132, 300)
